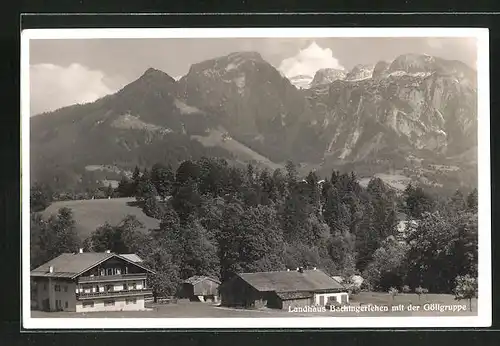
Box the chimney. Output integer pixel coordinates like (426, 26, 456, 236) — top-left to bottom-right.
(48, 266, 54, 273)
(105, 250, 111, 253)
(79, 248, 83, 253)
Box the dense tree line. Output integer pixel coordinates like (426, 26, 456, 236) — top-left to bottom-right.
(30, 157, 478, 299)
(30, 207, 81, 269)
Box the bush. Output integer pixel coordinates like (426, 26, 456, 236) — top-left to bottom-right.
(388, 287, 399, 300)
(415, 286, 428, 301)
(454, 275, 477, 312)
(349, 285, 361, 295)
(402, 285, 411, 294)
(360, 280, 373, 292)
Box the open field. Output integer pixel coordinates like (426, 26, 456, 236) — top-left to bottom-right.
(31, 293, 477, 318)
(358, 173, 412, 191)
(42, 198, 160, 240)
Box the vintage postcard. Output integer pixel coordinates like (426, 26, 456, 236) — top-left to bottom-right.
(21, 27, 491, 329)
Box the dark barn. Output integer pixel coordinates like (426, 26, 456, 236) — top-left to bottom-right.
(181, 276, 221, 302)
(219, 268, 348, 310)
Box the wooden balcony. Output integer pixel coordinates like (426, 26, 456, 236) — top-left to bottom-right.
(78, 273, 147, 283)
(77, 288, 153, 300)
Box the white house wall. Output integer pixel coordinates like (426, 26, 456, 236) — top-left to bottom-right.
(75, 296, 146, 312)
(314, 292, 349, 306)
(35, 279, 77, 312)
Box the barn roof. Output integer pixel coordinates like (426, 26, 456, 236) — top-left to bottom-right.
(183, 275, 221, 285)
(237, 269, 344, 293)
(30, 252, 154, 279)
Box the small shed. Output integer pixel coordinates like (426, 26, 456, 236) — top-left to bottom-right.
(181, 276, 221, 302)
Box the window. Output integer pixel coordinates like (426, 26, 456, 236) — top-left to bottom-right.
(104, 300, 115, 306)
(65, 301, 68, 308)
(83, 301, 94, 308)
(63, 286, 68, 292)
(123, 283, 128, 291)
(131, 283, 137, 290)
(105, 285, 113, 292)
(106, 268, 113, 276)
(55, 285, 61, 292)
(126, 298, 136, 305)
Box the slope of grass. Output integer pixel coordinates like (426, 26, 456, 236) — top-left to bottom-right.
(191, 129, 282, 171)
(42, 197, 160, 240)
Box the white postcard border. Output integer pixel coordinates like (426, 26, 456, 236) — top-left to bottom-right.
(21, 27, 491, 329)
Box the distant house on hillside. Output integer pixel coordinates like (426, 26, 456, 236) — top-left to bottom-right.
(30, 249, 154, 312)
(332, 275, 364, 289)
(219, 268, 348, 310)
(181, 276, 221, 302)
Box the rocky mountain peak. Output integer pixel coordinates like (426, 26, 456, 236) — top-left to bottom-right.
(388, 53, 438, 74)
(140, 67, 176, 82)
(186, 51, 267, 78)
(345, 64, 374, 81)
(372, 60, 391, 80)
(310, 68, 347, 87)
(226, 51, 264, 62)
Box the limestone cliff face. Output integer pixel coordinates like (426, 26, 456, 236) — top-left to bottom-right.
(305, 54, 477, 165)
(345, 64, 375, 81)
(310, 68, 347, 87)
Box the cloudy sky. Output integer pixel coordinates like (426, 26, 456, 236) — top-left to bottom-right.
(29, 37, 477, 115)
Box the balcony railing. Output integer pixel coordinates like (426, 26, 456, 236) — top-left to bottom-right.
(78, 273, 147, 283)
(77, 288, 153, 300)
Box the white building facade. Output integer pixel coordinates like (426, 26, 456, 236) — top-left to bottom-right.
(31, 251, 154, 313)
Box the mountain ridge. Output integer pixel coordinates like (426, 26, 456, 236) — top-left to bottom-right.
(30, 51, 478, 193)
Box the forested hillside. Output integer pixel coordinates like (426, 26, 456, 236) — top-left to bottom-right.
(31, 158, 478, 299)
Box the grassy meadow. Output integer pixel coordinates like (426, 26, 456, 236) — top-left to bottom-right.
(31, 292, 476, 318)
(42, 197, 160, 240)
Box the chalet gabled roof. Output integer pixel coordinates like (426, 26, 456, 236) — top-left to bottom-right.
(183, 275, 221, 285)
(237, 269, 345, 293)
(30, 252, 155, 279)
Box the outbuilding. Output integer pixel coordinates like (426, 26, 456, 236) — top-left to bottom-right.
(219, 268, 348, 310)
(181, 276, 221, 302)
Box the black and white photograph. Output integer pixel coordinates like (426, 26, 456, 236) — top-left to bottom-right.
(21, 28, 491, 329)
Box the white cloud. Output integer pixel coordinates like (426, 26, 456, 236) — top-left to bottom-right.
(29, 63, 119, 116)
(278, 41, 344, 78)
